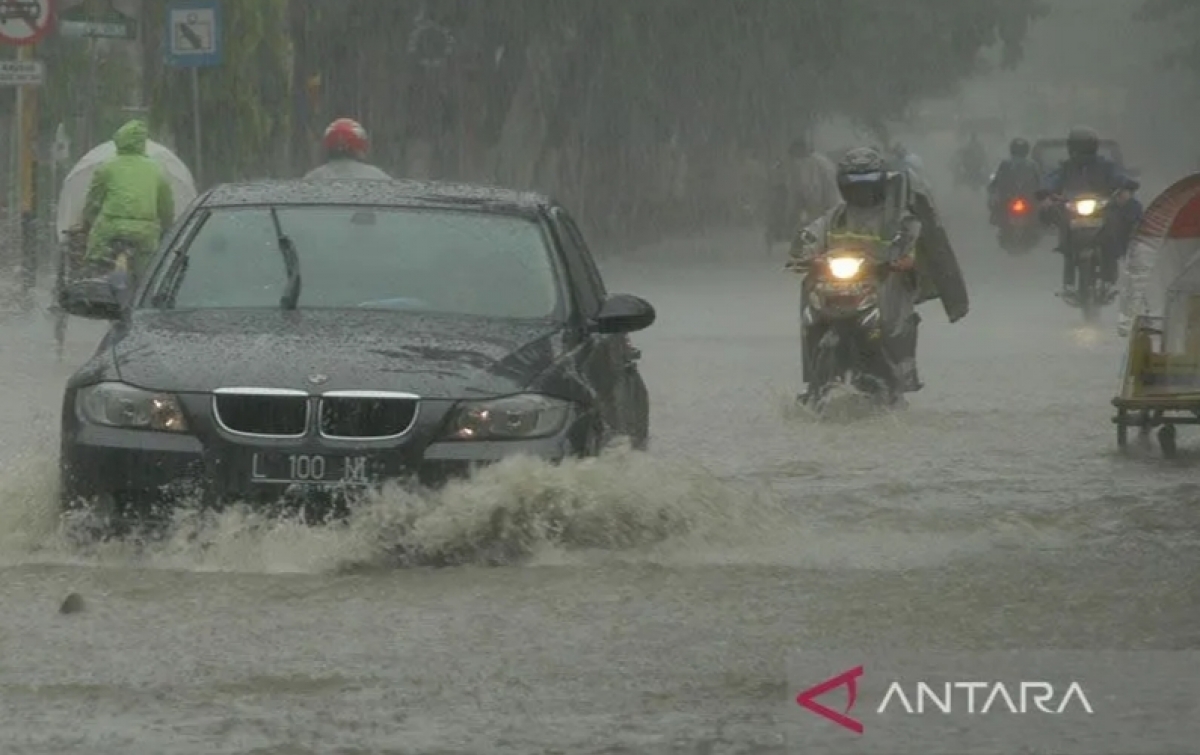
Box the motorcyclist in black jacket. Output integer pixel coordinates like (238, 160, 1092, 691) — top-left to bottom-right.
(1039, 126, 1130, 301)
(987, 138, 1042, 226)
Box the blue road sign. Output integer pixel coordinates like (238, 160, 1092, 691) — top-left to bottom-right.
(166, 0, 221, 68)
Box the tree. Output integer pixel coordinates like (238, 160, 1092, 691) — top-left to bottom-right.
(142, 0, 292, 184)
(152, 1, 1049, 244)
(1135, 0, 1200, 72)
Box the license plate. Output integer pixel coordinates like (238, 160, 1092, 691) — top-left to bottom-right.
(249, 452, 377, 486)
(1070, 217, 1103, 228)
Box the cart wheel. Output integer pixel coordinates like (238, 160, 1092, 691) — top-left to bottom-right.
(1158, 424, 1178, 459)
(1116, 409, 1128, 448)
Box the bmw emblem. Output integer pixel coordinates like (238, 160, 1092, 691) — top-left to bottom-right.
(308, 373, 328, 386)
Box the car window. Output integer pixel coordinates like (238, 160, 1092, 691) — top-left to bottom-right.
(559, 213, 608, 300)
(550, 209, 602, 317)
(161, 206, 563, 320)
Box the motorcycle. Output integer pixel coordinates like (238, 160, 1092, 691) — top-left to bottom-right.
(1044, 191, 1117, 323)
(790, 247, 905, 413)
(997, 195, 1041, 254)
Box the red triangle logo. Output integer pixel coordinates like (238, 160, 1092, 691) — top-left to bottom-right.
(796, 665, 864, 734)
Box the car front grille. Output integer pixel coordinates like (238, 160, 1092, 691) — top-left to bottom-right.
(213, 389, 310, 437)
(318, 392, 419, 439)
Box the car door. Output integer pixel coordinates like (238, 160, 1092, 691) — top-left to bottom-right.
(549, 206, 626, 439)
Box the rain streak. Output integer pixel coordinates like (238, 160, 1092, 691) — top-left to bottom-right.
(0, 1, 1199, 753)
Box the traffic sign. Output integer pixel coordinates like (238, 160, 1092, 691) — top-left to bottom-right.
(165, 0, 220, 68)
(0, 0, 56, 46)
(407, 16, 454, 68)
(58, 0, 136, 40)
(0, 58, 43, 85)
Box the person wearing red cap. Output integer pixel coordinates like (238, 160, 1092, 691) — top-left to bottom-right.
(303, 118, 392, 180)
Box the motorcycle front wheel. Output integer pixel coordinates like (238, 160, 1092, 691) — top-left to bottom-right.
(1077, 252, 1101, 324)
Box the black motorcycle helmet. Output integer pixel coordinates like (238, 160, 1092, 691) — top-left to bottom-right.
(1067, 126, 1100, 159)
(836, 147, 888, 208)
(1009, 137, 1030, 158)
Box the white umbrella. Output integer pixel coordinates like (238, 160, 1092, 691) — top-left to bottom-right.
(55, 139, 197, 243)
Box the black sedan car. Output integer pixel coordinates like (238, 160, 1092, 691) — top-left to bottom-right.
(57, 179, 655, 529)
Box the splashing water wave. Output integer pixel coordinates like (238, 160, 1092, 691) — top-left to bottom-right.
(0, 442, 807, 574)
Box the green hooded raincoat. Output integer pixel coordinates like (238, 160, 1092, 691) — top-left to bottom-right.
(82, 120, 176, 270)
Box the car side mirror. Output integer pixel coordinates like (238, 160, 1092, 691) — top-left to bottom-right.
(58, 278, 123, 320)
(591, 293, 655, 334)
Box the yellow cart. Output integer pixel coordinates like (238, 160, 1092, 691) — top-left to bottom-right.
(1112, 315, 1200, 457)
(1111, 171, 1200, 457)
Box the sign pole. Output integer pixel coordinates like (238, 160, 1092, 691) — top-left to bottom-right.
(166, 0, 220, 188)
(0, 0, 55, 310)
(191, 66, 201, 186)
(17, 43, 37, 306)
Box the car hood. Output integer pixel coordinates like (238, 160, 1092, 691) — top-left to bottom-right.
(112, 309, 568, 398)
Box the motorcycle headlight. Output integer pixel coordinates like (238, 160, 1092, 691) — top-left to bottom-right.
(1074, 199, 1098, 216)
(443, 393, 570, 440)
(75, 382, 189, 432)
(827, 256, 865, 280)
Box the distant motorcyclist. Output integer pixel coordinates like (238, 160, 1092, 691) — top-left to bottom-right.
(987, 137, 1043, 225)
(953, 131, 988, 189)
(783, 136, 840, 232)
(79, 119, 175, 278)
(304, 118, 392, 180)
(890, 142, 927, 181)
(787, 147, 924, 401)
(1106, 179, 1144, 334)
(1039, 126, 1130, 300)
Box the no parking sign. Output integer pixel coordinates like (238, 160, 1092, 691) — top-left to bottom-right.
(0, 0, 55, 46)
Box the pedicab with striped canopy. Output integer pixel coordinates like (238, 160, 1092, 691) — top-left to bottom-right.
(1112, 172, 1200, 457)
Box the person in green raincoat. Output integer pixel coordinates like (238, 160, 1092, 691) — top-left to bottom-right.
(80, 120, 176, 276)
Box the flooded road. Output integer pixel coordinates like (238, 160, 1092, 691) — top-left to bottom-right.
(1, 197, 1198, 754)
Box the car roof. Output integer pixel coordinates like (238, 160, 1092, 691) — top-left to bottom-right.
(198, 179, 554, 216)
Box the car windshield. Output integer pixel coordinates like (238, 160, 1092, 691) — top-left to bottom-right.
(157, 206, 562, 319)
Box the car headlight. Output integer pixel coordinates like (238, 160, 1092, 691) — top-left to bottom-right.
(443, 393, 570, 440)
(75, 382, 189, 432)
(827, 256, 865, 280)
(1074, 199, 1097, 216)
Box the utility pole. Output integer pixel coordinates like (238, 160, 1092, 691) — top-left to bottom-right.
(16, 43, 38, 305)
(0, 0, 55, 311)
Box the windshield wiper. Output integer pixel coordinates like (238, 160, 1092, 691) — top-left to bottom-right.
(270, 206, 302, 310)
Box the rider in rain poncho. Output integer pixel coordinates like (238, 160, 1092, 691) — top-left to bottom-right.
(81, 119, 176, 273)
(787, 147, 925, 401)
(304, 118, 392, 180)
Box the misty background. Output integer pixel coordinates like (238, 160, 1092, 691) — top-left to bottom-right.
(1, 0, 1198, 266)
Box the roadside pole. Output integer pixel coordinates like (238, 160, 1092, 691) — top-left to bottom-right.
(165, 0, 221, 188)
(0, 0, 55, 311)
(49, 121, 68, 247)
(57, 0, 141, 154)
(191, 66, 200, 183)
(17, 44, 37, 302)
